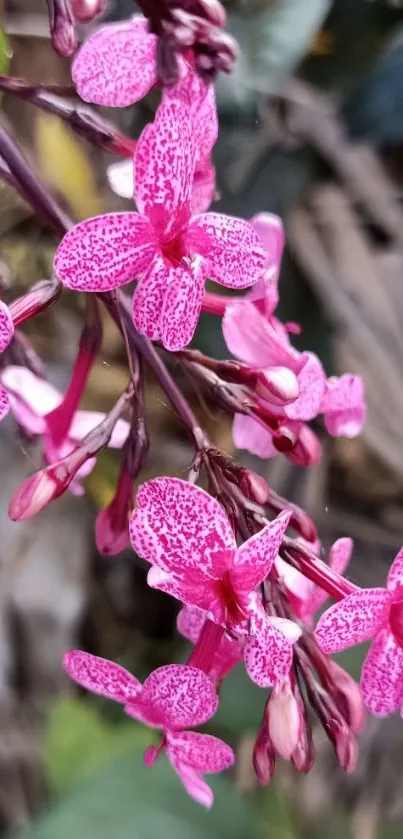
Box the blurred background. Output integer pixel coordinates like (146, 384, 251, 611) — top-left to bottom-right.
(1, 0, 403, 836)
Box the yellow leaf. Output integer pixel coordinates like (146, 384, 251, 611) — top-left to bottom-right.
(35, 114, 103, 219)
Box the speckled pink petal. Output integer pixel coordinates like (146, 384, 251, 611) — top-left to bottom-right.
(160, 257, 206, 351)
(0, 384, 9, 422)
(177, 605, 207, 643)
(130, 477, 236, 574)
(307, 537, 354, 616)
(69, 410, 129, 448)
(386, 546, 403, 593)
(72, 18, 157, 107)
(167, 755, 214, 808)
(147, 566, 217, 613)
(54, 212, 156, 292)
(223, 301, 300, 369)
(360, 629, 403, 716)
(63, 650, 142, 703)
(231, 511, 290, 594)
(285, 353, 325, 422)
(141, 664, 218, 729)
(107, 159, 134, 200)
(244, 616, 294, 687)
(0, 366, 60, 433)
(134, 101, 196, 238)
(164, 68, 218, 162)
(167, 731, 235, 773)
(132, 255, 170, 341)
(233, 414, 277, 459)
(185, 213, 266, 289)
(322, 375, 366, 438)
(191, 157, 216, 214)
(0, 300, 13, 353)
(315, 589, 392, 654)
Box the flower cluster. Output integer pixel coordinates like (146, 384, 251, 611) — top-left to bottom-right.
(0, 1, 394, 815)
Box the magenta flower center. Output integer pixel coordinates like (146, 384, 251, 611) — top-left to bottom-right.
(389, 598, 403, 647)
(214, 571, 243, 623)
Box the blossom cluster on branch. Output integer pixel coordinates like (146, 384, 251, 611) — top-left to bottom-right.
(0, 1, 399, 811)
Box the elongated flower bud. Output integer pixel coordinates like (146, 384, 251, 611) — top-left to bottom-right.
(256, 367, 299, 407)
(253, 723, 276, 785)
(47, 0, 77, 57)
(267, 679, 301, 760)
(71, 0, 105, 22)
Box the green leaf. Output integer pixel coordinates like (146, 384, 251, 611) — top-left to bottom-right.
(19, 752, 257, 839)
(45, 699, 151, 796)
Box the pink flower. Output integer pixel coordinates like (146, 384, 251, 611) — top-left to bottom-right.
(266, 677, 304, 760)
(0, 300, 14, 422)
(321, 374, 366, 438)
(129, 476, 301, 686)
(63, 651, 234, 807)
(315, 546, 403, 717)
(1, 366, 129, 494)
(54, 100, 265, 351)
(177, 604, 243, 681)
(275, 537, 353, 627)
(223, 298, 326, 459)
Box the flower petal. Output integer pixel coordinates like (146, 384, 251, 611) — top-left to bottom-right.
(164, 68, 218, 162)
(307, 537, 354, 616)
(233, 414, 277, 459)
(244, 616, 294, 687)
(285, 353, 325, 421)
(185, 213, 266, 289)
(134, 101, 196, 237)
(191, 156, 216, 214)
(107, 159, 134, 200)
(129, 477, 236, 574)
(160, 257, 206, 351)
(69, 410, 129, 448)
(167, 731, 235, 773)
(63, 650, 142, 703)
(0, 384, 9, 422)
(72, 18, 157, 107)
(132, 255, 171, 341)
(147, 566, 217, 613)
(315, 589, 392, 654)
(0, 299, 14, 353)
(322, 375, 366, 438)
(223, 300, 300, 368)
(387, 546, 403, 593)
(167, 756, 214, 808)
(360, 629, 403, 716)
(270, 616, 302, 643)
(140, 664, 218, 729)
(231, 510, 290, 594)
(54, 212, 156, 292)
(0, 366, 59, 433)
(249, 212, 284, 291)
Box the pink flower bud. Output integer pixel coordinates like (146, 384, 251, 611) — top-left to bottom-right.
(257, 367, 299, 406)
(327, 717, 357, 773)
(71, 0, 105, 22)
(52, 18, 77, 57)
(291, 725, 315, 773)
(288, 425, 322, 466)
(8, 467, 65, 521)
(329, 661, 366, 734)
(267, 679, 301, 759)
(239, 469, 269, 505)
(9, 279, 62, 328)
(95, 469, 133, 556)
(253, 723, 276, 785)
(196, 0, 227, 28)
(143, 745, 160, 767)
